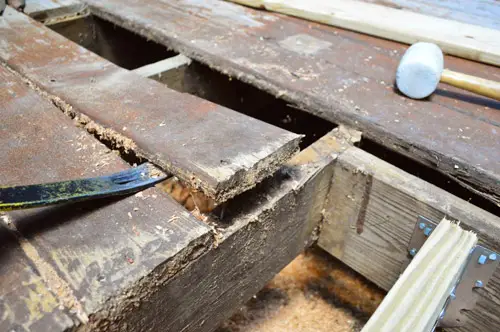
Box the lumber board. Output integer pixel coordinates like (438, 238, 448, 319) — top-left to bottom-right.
(81, 0, 500, 207)
(0, 226, 74, 331)
(79, 129, 341, 332)
(133, 54, 192, 91)
(318, 146, 500, 332)
(0, 8, 301, 204)
(361, 0, 500, 30)
(362, 219, 477, 332)
(228, 0, 500, 66)
(0, 65, 213, 331)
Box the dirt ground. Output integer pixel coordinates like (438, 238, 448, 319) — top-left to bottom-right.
(215, 247, 385, 332)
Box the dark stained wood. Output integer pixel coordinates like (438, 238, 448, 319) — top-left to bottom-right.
(0, 65, 213, 330)
(318, 146, 500, 332)
(0, 7, 301, 204)
(79, 130, 341, 332)
(82, 0, 500, 206)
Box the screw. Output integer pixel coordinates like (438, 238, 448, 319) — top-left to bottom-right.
(475, 280, 484, 288)
(478, 255, 487, 265)
(489, 253, 497, 261)
(409, 248, 417, 257)
(424, 227, 433, 236)
(419, 222, 426, 230)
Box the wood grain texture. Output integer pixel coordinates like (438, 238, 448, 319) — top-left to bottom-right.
(80, 129, 341, 332)
(318, 147, 500, 332)
(81, 0, 500, 207)
(441, 69, 500, 101)
(361, 0, 500, 30)
(0, 7, 301, 204)
(0, 65, 213, 331)
(228, 0, 500, 66)
(0, 224, 74, 332)
(362, 219, 477, 332)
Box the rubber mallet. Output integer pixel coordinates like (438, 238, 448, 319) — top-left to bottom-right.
(396, 42, 500, 101)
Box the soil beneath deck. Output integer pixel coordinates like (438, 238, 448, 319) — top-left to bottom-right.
(216, 247, 385, 332)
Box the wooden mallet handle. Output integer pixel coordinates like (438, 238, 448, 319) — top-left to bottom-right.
(441, 69, 500, 101)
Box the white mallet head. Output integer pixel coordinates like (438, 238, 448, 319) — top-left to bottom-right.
(396, 42, 444, 99)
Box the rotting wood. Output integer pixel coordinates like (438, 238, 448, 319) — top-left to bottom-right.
(0, 7, 301, 205)
(318, 146, 500, 332)
(0, 64, 213, 331)
(362, 219, 477, 332)
(81, 0, 500, 207)
(78, 129, 341, 332)
(227, 0, 500, 66)
(133, 54, 192, 91)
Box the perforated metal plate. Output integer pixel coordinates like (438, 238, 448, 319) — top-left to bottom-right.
(405, 216, 499, 328)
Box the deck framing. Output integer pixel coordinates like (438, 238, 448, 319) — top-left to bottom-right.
(1, 2, 500, 332)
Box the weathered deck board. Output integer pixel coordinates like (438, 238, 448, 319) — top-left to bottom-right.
(0, 227, 75, 331)
(82, 0, 500, 206)
(0, 7, 301, 204)
(0, 65, 213, 330)
(318, 146, 500, 332)
(80, 128, 341, 332)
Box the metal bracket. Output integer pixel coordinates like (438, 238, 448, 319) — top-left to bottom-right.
(405, 216, 499, 328)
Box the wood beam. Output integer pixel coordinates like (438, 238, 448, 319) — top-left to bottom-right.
(318, 146, 500, 332)
(79, 129, 341, 332)
(133, 54, 191, 91)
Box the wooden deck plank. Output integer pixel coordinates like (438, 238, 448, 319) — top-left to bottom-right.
(228, 0, 500, 66)
(0, 65, 213, 330)
(82, 0, 500, 206)
(0, 7, 301, 204)
(81, 127, 341, 332)
(318, 146, 500, 332)
(0, 228, 74, 331)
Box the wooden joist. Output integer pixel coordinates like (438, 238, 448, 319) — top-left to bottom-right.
(0, 8, 301, 204)
(362, 219, 477, 332)
(0, 65, 213, 331)
(318, 144, 500, 332)
(82, 127, 341, 332)
(81, 0, 500, 207)
(133, 54, 192, 91)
